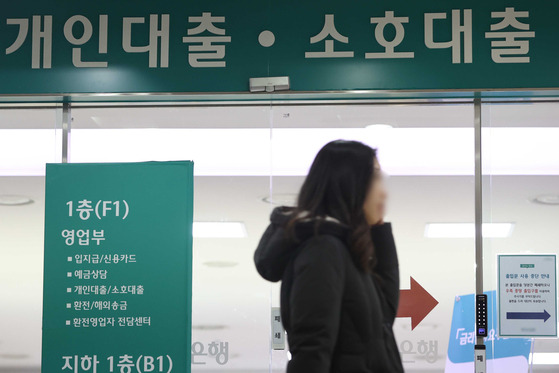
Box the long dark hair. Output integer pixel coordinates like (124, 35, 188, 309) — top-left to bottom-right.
(285, 139, 379, 276)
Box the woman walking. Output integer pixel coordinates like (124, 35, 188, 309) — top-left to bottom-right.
(254, 139, 404, 373)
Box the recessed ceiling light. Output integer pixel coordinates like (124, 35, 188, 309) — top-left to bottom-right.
(193, 222, 247, 238)
(202, 260, 239, 268)
(262, 193, 297, 206)
(424, 223, 514, 238)
(531, 194, 559, 205)
(0, 194, 34, 206)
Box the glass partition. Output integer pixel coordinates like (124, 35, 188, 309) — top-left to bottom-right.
(0, 106, 61, 369)
(268, 103, 476, 372)
(482, 102, 559, 372)
(70, 105, 275, 373)
(2, 100, 558, 373)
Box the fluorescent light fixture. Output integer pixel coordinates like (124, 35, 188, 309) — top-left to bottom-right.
(365, 124, 394, 148)
(365, 124, 394, 132)
(0, 129, 58, 176)
(424, 223, 514, 238)
(202, 260, 239, 267)
(193, 222, 247, 238)
(2, 127, 559, 176)
(532, 352, 559, 365)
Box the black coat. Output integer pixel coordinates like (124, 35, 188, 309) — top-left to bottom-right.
(254, 205, 404, 373)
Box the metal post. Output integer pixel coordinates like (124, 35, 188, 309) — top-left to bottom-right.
(62, 102, 71, 163)
(474, 98, 486, 372)
(474, 98, 483, 311)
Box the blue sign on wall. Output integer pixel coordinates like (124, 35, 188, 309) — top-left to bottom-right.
(445, 290, 532, 372)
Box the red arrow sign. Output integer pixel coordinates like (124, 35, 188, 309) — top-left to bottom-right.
(396, 276, 439, 330)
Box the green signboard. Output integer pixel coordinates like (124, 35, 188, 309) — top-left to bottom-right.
(41, 161, 194, 373)
(1, 0, 559, 95)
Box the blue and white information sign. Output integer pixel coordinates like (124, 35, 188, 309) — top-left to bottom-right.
(445, 290, 532, 373)
(498, 254, 557, 338)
